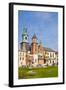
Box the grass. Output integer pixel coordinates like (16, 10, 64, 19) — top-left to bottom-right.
(18, 66, 58, 79)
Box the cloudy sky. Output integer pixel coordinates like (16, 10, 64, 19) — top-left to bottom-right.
(18, 10, 58, 51)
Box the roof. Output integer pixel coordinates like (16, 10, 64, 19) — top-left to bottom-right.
(32, 33, 37, 39)
(44, 47, 56, 52)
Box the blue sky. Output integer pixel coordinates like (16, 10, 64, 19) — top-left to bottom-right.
(18, 10, 58, 51)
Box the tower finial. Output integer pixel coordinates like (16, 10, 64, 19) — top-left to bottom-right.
(23, 26, 27, 33)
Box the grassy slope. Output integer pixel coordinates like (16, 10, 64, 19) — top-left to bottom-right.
(18, 66, 58, 79)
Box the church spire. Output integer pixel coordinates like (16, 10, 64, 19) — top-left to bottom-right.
(32, 33, 37, 39)
(23, 27, 27, 34)
(22, 27, 28, 43)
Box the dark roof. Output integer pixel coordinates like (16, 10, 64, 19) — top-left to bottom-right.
(55, 52, 58, 54)
(32, 33, 37, 39)
(44, 47, 56, 52)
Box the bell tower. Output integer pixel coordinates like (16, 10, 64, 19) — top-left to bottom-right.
(22, 27, 28, 43)
(21, 27, 28, 51)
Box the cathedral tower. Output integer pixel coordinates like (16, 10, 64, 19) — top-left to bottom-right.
(21, 27, 28, 51)
(22, 27, 28, 43)
(31, 33, 38, 54)
(38, 41, 44, 54)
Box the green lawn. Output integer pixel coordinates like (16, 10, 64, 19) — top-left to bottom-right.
(18, 66, 58, 79)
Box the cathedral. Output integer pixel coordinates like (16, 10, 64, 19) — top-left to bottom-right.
(18, 27, 58, 67)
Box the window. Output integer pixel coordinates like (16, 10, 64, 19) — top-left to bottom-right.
(53, 53, 54, 57)
(20, 57, 21, 60)
(25, 37, 27, 40)
(32, 62, 34, 64)
(20, 52, 21, 55)
(50, 60, 51, 63)
(50, 53, 53, 57)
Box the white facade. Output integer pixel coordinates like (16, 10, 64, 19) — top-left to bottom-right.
(18, 50, 58, 67)
(44, 51, 58, 66)
(18, 51, 27, 67)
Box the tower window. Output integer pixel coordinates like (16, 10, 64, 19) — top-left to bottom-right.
(25, 37, 27, 40)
